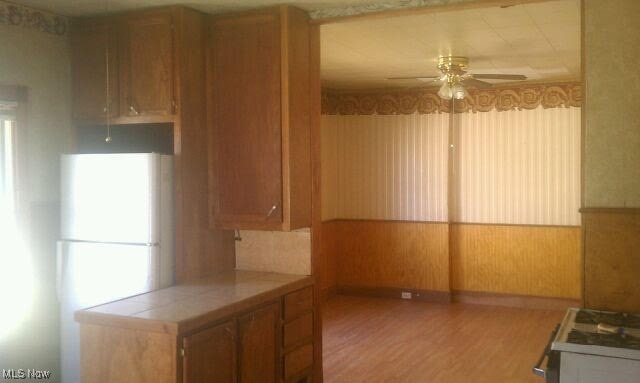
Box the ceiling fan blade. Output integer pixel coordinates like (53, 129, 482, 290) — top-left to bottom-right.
(463, 78, 492, 88)
(387, 76, 440, 80)
(471, 73, 527, 80)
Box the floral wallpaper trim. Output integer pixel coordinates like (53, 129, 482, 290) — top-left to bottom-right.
(309, 0, 475, 20)
(322, 82, 583, 115)
(0, 0, 68, 36)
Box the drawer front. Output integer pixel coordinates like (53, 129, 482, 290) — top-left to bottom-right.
(284, 312, 313, 350)
(284, 343, 313, 381)
(284, 287, 313, 321)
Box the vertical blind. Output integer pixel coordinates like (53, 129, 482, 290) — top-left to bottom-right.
(453, 106, 581, 226)
(321, 106, 581, 226)
(322, 113, 449, 222)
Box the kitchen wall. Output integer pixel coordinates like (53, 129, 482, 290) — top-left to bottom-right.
(320, 85, 582, 301)
(0, 2, 72, 380)
(583, 0, 640, 313)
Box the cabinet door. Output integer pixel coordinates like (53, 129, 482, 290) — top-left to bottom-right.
(208, 11, 283, 229)
(238, 303, 280, 383)
(182, 320, 236, 383)
(71, 20, 119, 120)
(120, 11, 175, 117)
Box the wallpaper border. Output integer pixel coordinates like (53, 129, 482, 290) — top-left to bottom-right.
(309, 0, 474, 20)
(322, 82, 582, 115)
(0, 0, 68, 36)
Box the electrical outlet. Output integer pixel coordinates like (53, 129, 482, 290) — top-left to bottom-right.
(401, 291, 412, 299)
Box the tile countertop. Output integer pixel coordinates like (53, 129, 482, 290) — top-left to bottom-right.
(74, 270, 313, 335)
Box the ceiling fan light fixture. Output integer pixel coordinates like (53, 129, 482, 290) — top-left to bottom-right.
(438, 82, 453, 99)
(451, 83, 467, 100)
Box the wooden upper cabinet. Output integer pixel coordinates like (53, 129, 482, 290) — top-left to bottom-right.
(207, 6, 312, 231)
(71, 19, 119, 120)
(71, 7, 180, 124)
(238, 303, 280, 383)
(208, 10, 283, 229)
(183, 320, 237, 383)
(120, 10, 175, 117)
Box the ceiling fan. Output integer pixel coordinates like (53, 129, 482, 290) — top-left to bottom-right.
(388, 56, 527, 100)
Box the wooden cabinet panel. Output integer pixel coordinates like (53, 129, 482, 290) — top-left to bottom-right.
(238, 303, 280, 383)
(284, 287, 313, 321)
(121, 10, 175, 117)
(208, 10, 283, 228)
(207, 7, 312, 231)
(284, 344, 313, 382)
(183, 321, 236, 383)
(283, 312, 313, 351)
(71, 20, 119, 120)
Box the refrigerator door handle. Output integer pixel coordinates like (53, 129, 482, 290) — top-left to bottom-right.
(59, 238, 159, 247)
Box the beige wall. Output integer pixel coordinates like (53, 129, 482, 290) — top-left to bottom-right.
(0, 20, 72, 378)
(582, 0, 640, 313)
(583, 0, 640, 207)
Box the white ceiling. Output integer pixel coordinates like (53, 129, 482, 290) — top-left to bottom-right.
(321, 0, 581, 89)
(15, 0, 580, 90)
(12, 0, 382, 17)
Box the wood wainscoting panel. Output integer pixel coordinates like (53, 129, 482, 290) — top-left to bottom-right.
(320, 221, 339, 294)
(326, 220, 450, 293)
(450, 224, 581, 299)
(583, 210, 640, 313)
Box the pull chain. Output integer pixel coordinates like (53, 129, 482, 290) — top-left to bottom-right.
(104, 0, 112, 143)
(105, 40, 111, 143)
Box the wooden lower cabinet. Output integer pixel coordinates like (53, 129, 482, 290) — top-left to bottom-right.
(284, 344, 314, 382)
(183, 320, 236, 383)
(282, 287, 314, 382)
(238, 303, 280, 383)
(79, 286, 315, 383)
(181, 302, 280, 383)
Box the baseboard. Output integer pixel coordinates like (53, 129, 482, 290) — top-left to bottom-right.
(319, 286, 338, 302)
(330, 285, 579, 310)
(336, 285, 452, 303)
(451, 290, 581, 311)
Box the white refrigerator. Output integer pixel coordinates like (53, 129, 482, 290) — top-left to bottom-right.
(57, 153, 174, 383)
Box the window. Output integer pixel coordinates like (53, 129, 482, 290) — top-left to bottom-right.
(0, 84, 24, 216)
(0, 103, 17, 212)
(0, 87, 31, 340)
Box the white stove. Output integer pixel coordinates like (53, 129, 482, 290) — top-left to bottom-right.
(533, 308, 640, 383)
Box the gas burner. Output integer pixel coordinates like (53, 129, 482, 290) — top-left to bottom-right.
(567, 330, 640, 350)
(575, 310, 640, 329)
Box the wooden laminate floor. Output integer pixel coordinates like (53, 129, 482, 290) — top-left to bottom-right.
(322, 295, 564, 383)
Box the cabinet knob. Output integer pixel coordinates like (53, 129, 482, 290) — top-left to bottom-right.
(129, 105, 139, 115)
(103, 106, 108, 114)
(267, 204, 278, 218)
